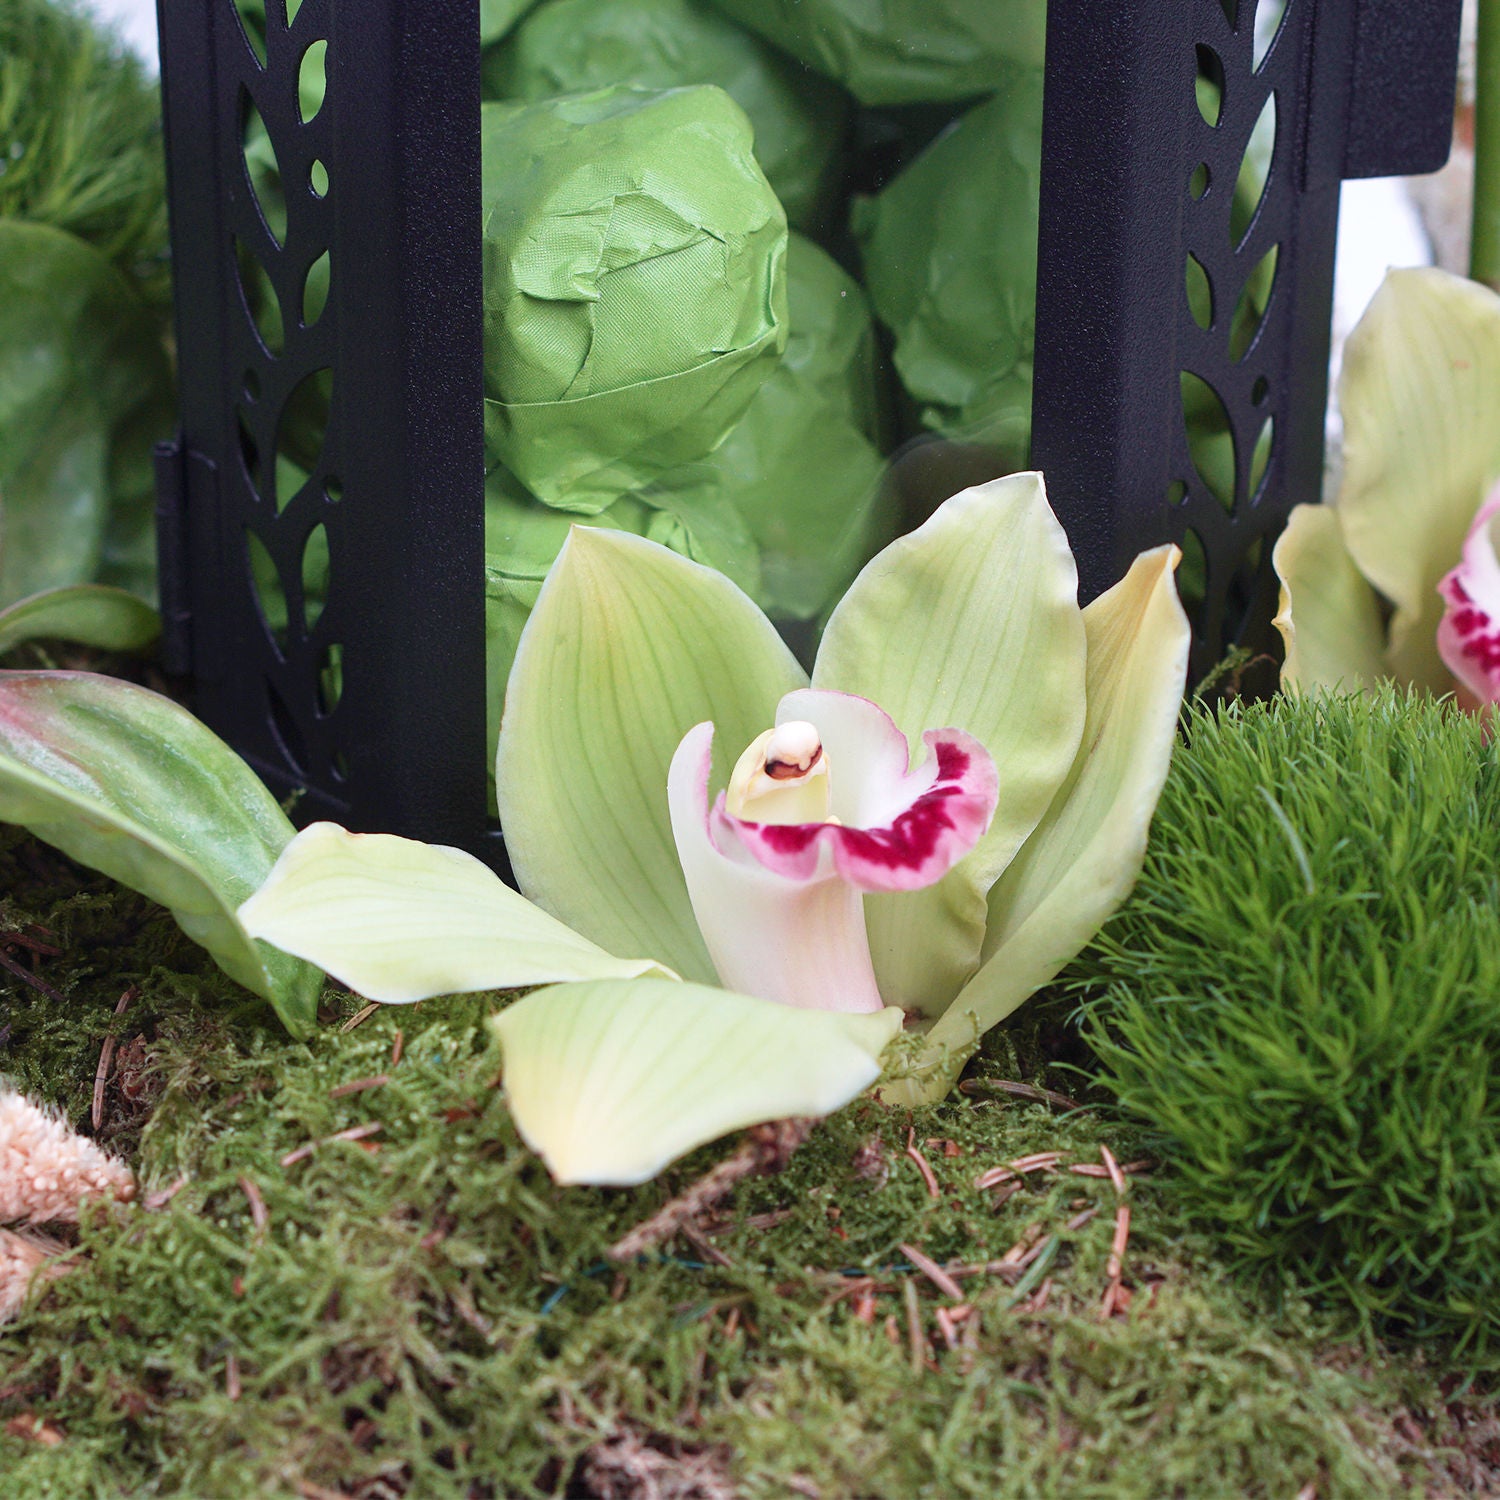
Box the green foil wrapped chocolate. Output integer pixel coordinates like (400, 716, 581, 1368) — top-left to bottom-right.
(483, 465, 759, 803)
(484, 0, 849, 230)
(480, 87, 788, 513)
(480, 0, 540, 44)
(638, 234, 893, 622)
(704, 0, 1046, 105)
(853, 71, 1043, 471)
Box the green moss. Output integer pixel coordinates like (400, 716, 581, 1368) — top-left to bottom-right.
(0, 821, 1490, 1496)
(1077, 689, 1500, 1362)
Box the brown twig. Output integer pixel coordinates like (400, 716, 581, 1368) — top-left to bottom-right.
(390, 1029, 404, 1067)
(0, 927, 60, 957)
(1100, 1144, 1128, 1197)
(91, 988, 137, 1131)
(0, 946, 68, 1006)
(279, 1121, 384, 1168)
(1067, 1159, 1154, 1179)
(975, 1150, 1065, 1191)
(329, 1075, 389, 1099)
(238, 1176, 269, 1242)
(898, 1242, 964, 1300)
(143, 1175, 189, 1211)
(339, 1003, 378, 1033)
(607, 1118, 814, 1263)
(904, 1128, 941, 1199)
(957, 1077, 1085, 1111)
(1106, 1203, 1131, 1282)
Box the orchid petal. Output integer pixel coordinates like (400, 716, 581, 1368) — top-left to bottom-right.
(0, 671, 321, 1034)
(721, 690, 997, 893)
(1436, 485, 1500, 704)
(813, 472, 1087, 1014)
(1272, 503, 1386, 694)
(493, 977, 903, 1185)
(497, 527, 807, 984)
(1337, 268, 1500, 689)
(238, 822, 671, 1004)
(668, 722, 884, 1012)
(0, 585, 160, 657)
(895, 546, 1189, 1103)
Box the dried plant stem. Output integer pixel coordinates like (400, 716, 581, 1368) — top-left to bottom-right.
(1474, 0, 1500, 288)
(607, 1118, 814, 1263)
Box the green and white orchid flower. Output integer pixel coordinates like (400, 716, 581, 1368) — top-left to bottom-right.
(1274, 268, 1500, 705)
(237, 473, 1190, 1184)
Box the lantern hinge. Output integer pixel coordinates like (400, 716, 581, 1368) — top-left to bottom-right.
(152, 436, 213, 678)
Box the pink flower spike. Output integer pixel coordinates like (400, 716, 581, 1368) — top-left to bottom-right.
(719, 690, 999, 894)
(668, 722, 886, 1014)
(1437, 484, 1500, 706)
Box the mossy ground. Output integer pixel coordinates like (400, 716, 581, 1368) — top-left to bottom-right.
(0, 825, 1496, 1498)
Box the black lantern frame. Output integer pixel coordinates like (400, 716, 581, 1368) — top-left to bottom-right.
(152, 0, 1463, 868)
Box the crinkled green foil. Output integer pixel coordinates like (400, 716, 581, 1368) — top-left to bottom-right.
(854, 71, 1043, 471)
(482, 465, 759, 805)
(484, 0, 849, 230)
(480, 0, 541, 44)
(704, 0, 1046, 105)
(480, 86, 788, 512)
(639, 234, 893, 622)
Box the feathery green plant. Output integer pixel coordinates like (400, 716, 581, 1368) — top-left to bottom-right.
(1078, 689, 1500, 1361)
(0, 0, 167, 299)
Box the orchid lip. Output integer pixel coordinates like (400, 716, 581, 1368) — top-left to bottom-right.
(714, 691, 1000, 895)
(1437, 485, 1500, 706)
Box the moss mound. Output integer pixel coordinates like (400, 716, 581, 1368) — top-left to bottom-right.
(0, 822, 1491, 1496)
(1079, 689, 1500, 1360)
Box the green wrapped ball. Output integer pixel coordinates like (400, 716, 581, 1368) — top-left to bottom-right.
(480, 0, 540, 45)
(853, 70, 1043, 470)
(480, 86, 788, 512)
(639, 233, 894, 622)
(483, 464, 759, 805)
(704, 0, 1046, 106)
(484, 0, 849, 230)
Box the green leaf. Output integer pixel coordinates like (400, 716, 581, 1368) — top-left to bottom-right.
(813, 473, 1087, 1016)
(0, 221, 172, 607)
(895, 545, 1190, 1103)
(1337, 268, 1500, 690)
(493, 977, 903, 1184)
(0, 671, 321, 1034)
(1271, 504, 1386, 694)
(239, 821, 673, 1003)
(0, 584, 160, 657)
(497, 527, 807, 983)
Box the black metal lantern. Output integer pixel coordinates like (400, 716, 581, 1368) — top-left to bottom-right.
(152, 0, 1464, 870)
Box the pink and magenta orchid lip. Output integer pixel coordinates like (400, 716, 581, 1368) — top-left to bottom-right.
(714, 697, 998, 893)
(666, 690, 999, 1014)
(1437, 484, 1500, 707)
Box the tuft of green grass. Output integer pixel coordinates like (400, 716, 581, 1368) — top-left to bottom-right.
(0, 826, 1493, 1496)
(0, 0, 167, 298)
(1077, 689, 1500, 1361)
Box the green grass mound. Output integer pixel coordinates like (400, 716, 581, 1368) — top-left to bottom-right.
(1079, 689, 1500, 1360)
(0, 0, 167, 297)
(0, 828, 1485, 1497)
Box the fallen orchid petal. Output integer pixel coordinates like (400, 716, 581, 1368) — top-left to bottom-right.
(1436, 485, 1500, 705)
(493, 977, 903, 1186)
